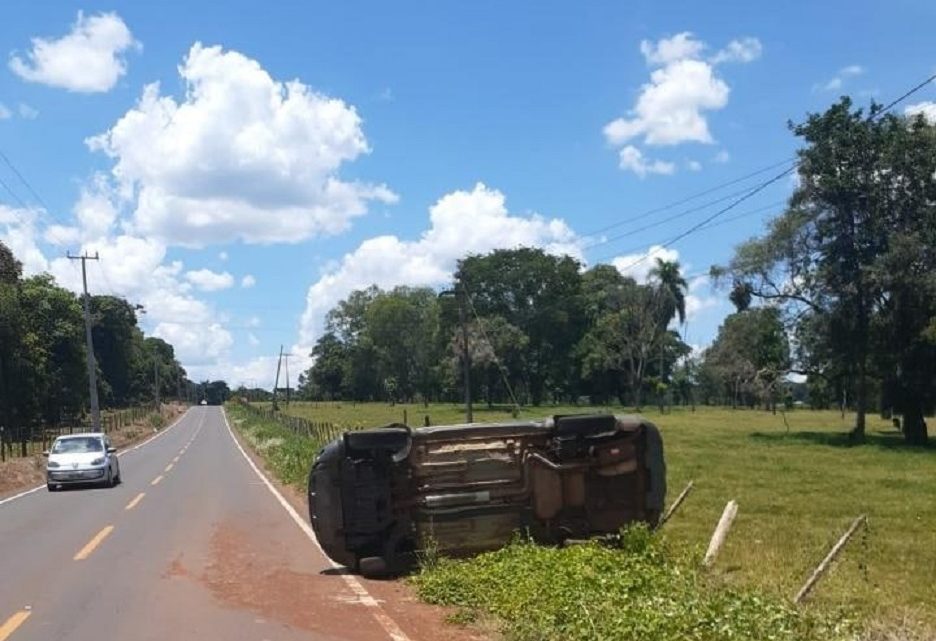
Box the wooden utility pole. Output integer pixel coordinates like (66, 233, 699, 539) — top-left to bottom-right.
(68, 252, 101, 432)
(283, 351, 293, 406)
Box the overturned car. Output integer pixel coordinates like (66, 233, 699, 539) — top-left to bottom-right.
(307, 413, 665, 576)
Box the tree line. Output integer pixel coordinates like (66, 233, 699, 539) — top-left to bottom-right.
(300, 98, 935, 445)
(298, 249, 693, 410)
(0, 242, 194, 429)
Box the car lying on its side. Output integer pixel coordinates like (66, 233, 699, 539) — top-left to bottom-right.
(308, 413, 666, 576)
(44, 433, 121, 491)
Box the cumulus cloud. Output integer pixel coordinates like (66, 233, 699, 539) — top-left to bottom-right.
(611, 244, 680, 283)
(687, 160, 702, 172)
(604, 32, 760, 176)
(611, 246, 718, 325)
(0, 103, 11, 120)
(247, 332, 260, 347)
(87, 43, 396, 246)
(44, 234, 234, 366)
(818, 65, 864, 92)
(185, 268, 235, 291)
(617, 145, 676, 177)
(713, 150, 731, 163)
(710, 37, 763, 64)
(298, 183, 581, 347)
(905, 101, 936, 123)
(0, 205, 49, 275)
(9, 11, 139, 93)
(241, 274, 256, 288)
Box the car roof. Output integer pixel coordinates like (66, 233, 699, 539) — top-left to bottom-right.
(55, 433, 105, 440)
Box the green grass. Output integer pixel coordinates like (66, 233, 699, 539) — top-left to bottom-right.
(412, 526, 857, 641)
(273, 401, 936, 634)
(226, 404, 328, 488)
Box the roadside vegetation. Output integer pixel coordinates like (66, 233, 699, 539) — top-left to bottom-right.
(265, 401, 936, 636)
(413, 526, 854, 641)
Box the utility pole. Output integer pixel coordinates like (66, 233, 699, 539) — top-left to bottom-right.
(272, 345, 283, 411)
(68, 252, 101, 432)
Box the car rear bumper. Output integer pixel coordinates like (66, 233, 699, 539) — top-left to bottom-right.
(47, 468, 106, 484)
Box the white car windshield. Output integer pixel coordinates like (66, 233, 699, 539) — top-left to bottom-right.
(52, 437, 104, 454)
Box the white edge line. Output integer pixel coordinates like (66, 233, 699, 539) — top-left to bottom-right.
(221, 407, 411, 641)
(0, 407, 194, 508)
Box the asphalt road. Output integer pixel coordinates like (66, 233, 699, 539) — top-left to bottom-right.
(0, 407, 443, 641)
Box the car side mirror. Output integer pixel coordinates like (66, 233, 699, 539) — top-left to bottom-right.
(107, 447, 117, 454)
(42, 450, 50, 457)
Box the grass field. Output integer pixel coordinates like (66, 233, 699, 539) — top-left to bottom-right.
(270, 401, 936, 630)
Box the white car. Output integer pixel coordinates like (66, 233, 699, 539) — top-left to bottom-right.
(45, 433, 121, 491)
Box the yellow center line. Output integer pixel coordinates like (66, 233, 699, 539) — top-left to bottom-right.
(164, 463, 174, 472)
(74, 525, 115, 561)
(0, 610, 31, 641)
(151, 475, 164, 486)
(124, 492, 145, 511)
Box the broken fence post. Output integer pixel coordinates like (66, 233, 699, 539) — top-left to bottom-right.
(658, 480, 694, 528)
(703, 500, 738, 567)
(793, 514, 868, 605)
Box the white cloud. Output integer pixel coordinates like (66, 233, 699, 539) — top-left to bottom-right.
(9, 11, 139, 93)
(298, 183, 581, 347)
(687, 160, 702, 172)
(247, 332, 260, 347)
(611, 244, 680, 283)
(18, 103, 39, 119)
(639, 32, 706, 66)
(185, 268, 235, 291)
(218, 251, 228, 261)
(246, 316, 261, 328)
(87, 43, 396, 246)
(0, 205, 49, 275)
(905, 101, 936, 124)
(610, 249, 718, 325)
(710, 37, 763, 64)
(0, 103, 11, 120)
(713, 150, 731, 163)
(241, 274, 256, 288)
(605, 32, 761, 151)
(818, 65, 864, 92)
(43, 234, 234, 367)
(617, 145, 676, 177)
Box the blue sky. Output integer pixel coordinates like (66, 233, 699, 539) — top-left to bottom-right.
(1, 0, 934, 386)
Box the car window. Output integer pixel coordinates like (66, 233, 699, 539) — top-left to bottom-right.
(51, 437, 104, 454)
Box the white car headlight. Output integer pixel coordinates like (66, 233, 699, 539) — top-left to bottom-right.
(90, 457, 106, 466)
(47, 461, 60, 468)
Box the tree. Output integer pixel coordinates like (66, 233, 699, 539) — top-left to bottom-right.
(455, 248, 585, 405)
(649, 258, 688, 326)
(702, 308, 790, 410)
(90, 296, 144, 406)
(720, 98, 936, 443)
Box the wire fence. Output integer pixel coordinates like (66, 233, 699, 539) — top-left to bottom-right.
(0, 406, 158, 462)
(236, 400, 346, 445)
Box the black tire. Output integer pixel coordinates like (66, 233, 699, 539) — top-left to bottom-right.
(104, 468, 114, 488)
(47, 483, 58, 492)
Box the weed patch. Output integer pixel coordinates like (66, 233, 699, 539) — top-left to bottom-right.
(412, 526, 856, 641)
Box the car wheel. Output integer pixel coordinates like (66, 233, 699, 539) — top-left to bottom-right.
(47, 483, 58, 492)
(114, 464, 121, 484)
(105, 468, 114, 488)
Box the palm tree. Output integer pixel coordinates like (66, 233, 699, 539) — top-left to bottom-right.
(649, 258, 688, 326)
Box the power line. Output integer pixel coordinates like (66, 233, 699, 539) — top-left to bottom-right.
(583, 157, 795, 237)
(602, 71, 936, 276)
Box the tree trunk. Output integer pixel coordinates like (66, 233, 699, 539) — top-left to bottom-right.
(902, 404, 928, 445)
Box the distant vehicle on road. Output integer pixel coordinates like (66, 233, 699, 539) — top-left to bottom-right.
(308, 413, 666, 576)
(200, 399, 208, 405)
(44, 433, 121, 491)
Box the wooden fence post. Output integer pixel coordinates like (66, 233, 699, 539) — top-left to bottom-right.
(793, 515, 868, 604)
(658, 480, 694, 528)
(703, 500, 738, 567)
